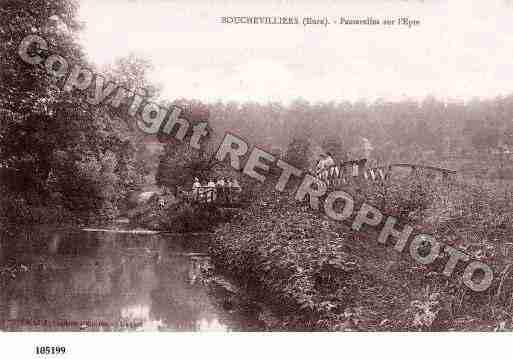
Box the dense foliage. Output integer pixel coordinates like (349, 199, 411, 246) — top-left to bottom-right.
(202, 97, 513, 169)
(0, 0, 150, 225)
(211, 176, 513, 331)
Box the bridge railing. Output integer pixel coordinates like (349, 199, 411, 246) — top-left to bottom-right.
(316, 159, 384, 187)
(316, 159, 456, 189)
(185, 186, 242, 205)
(387, 163, 456, 180)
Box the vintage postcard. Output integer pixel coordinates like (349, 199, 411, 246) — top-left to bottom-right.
(1, 0, 512, 357)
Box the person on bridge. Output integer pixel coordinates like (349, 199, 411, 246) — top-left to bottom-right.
(158, 197, 166, 209)
(227, 178, 241, 202)
(207, 178, 216, 202)
(325, 152, 336, 179)
(325, 152, 335, 167)
(229, 178, 241, 192)
(316, 153, 335, 181)
(192, 177, 201, 201)
(316, 154, 327, 178)
(216, 177, 227, 203)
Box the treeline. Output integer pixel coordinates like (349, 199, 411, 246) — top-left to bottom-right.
(3, 0, 513, 225)
(205, 97, 513, 165)
(157, 96, 513, 191)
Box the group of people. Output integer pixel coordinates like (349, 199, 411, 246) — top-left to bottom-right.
(315, 152, 336, 180)
(191, 177, 242, 203)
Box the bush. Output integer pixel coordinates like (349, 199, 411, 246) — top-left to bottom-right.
(0, 188, 73, 225)
(208, 175, 513, 330)
(209, 190, 367, 330)
(156, 201, 234, 233)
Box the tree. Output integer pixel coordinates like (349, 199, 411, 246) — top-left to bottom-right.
(285, 137, 312, 170)
(471, 127, 500, 153)
(321, 136, 346, 162)
(156, 100, 213, 193)
(0, 0, 151, 220)
(156, 144, 214, 193)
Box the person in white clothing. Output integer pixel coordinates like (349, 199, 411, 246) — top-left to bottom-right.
(324, 152, 336, 181)
(216, 177, 227, 202)
(207, 178, 216, 202)
(316, 154, 327, 178)
(192, 177, 201, 201)
(324, 152, 335, 168)
(216, 177, 226, 187)
(317, 153, 335, 181)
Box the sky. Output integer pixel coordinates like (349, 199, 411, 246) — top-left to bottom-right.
(77, 0, 513, 104)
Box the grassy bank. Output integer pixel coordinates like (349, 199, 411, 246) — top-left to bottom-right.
(209, 187, 383, 330)
(208, 177, 513, 331)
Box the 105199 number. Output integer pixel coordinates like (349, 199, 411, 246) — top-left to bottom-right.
(35, 346, 66, 355)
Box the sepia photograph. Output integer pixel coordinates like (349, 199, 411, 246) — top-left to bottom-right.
(1, 0, 513, 356)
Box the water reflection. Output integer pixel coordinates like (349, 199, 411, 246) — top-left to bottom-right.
(0, 227, 259, 331)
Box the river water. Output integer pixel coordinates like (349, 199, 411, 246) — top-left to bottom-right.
(0, 226, 263, 331)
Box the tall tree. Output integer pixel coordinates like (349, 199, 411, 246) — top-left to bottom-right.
(0, 0, 151, 220)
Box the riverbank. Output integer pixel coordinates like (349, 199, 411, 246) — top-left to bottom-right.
(207, 190, 372, 330)
(0, 189, 118, 232)
(206, 183, 511, 331)
(4, 177, 510, 331)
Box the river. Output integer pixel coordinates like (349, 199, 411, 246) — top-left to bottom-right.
(0, 225, 265, 331)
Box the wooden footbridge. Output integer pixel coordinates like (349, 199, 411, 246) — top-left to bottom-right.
(184, 186, 242, 205)
(316, 159, 457, 188)
(126, 158, 455, 220)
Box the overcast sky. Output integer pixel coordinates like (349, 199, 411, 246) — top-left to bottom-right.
(78, 0, 513, 104)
